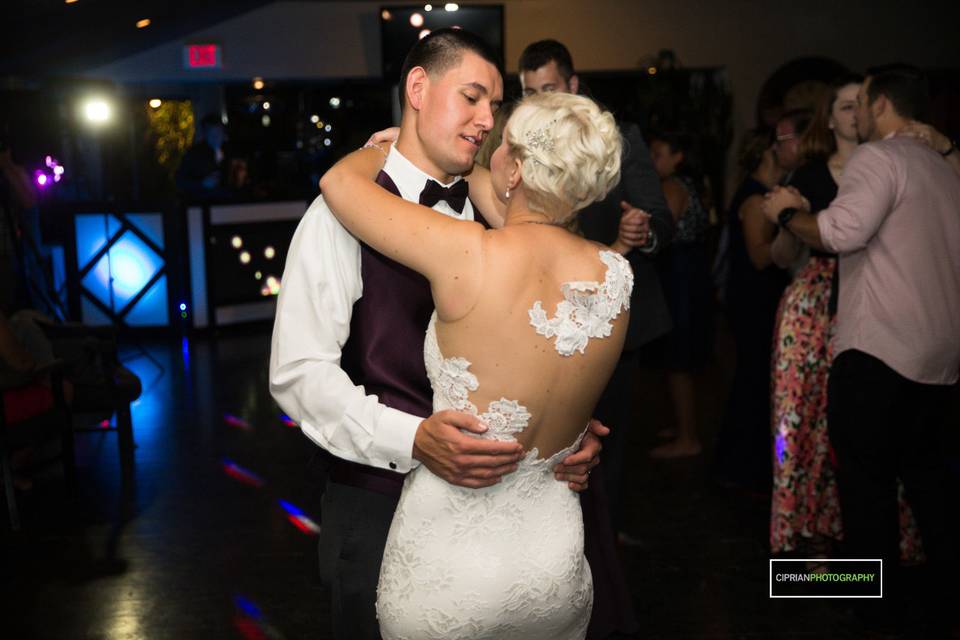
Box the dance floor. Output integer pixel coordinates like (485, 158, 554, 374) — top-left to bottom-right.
(2, 324, 955, 639)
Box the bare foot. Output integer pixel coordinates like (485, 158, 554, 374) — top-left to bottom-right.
(649, 439, 702, 459)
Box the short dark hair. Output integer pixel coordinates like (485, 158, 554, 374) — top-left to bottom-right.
(865, 64, 929, 121)
(398, 28, 501, 111)
(650, 131, 702, 181)
(518, 39, 575, 81)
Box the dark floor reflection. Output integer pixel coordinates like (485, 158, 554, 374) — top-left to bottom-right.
(1, 325, 954, 638)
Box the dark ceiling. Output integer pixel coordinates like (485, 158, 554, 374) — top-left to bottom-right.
(0, 0, 294, 76)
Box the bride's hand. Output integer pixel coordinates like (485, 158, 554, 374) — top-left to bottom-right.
(555, 418, 608, 491)
(365, 126, 401, 148)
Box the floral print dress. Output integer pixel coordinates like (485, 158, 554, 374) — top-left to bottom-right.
(769, 160, 923, 562)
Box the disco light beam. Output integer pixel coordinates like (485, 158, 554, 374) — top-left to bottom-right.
(277, 499, 304, 517)
(223, 413, 252, 430)
(232, 595, 288, 640)
(278, 499, 320, 535)
(279, 413, 298, 428)
(233, 595, 264, 620)
(287, 514, 321, 535)
(233, 615, 268, 640)
(222, 459, 265, 487)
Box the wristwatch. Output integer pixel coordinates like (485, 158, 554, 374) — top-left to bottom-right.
(941, 138, 958, 157)
(777, 207, 799, 229)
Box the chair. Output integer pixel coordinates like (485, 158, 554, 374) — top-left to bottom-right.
(35, 321, 140, 478)
(1, 317, 142, 530)
(0, 361, 74, 531)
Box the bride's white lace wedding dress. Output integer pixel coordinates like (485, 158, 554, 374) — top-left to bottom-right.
(377, 250, 633, 640)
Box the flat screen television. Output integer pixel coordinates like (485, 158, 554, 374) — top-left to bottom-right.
(380, 4, 504, 82)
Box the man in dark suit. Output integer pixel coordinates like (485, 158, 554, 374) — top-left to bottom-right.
(520, 39, 675, 639)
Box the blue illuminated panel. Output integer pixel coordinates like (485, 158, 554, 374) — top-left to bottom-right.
(124, 276, 169, 326)
(75, 213, 170, 326)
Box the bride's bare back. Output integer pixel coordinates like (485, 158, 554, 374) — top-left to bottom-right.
(320, 90, 628, 467)
(436, 225, 630, 460)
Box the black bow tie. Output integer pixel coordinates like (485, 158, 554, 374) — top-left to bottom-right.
(419, 179, 469, 213)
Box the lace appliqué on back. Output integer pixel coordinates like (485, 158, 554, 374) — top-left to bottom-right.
(528, 250, 633, 356)
(427, 321, 535, 448)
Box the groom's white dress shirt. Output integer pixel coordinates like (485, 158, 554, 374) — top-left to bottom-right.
(269, 146, 475, 473)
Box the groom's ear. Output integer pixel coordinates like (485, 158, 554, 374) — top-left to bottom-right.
(406, 66, 429, 112)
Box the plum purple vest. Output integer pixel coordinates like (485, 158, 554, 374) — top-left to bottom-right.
(333, 171, 488, 494)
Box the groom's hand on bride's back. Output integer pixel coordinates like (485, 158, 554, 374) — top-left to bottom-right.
(413, 410, 524, 489)
(555, 419, 608, 492)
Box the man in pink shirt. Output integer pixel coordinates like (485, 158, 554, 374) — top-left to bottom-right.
(764, 64, 960, 634)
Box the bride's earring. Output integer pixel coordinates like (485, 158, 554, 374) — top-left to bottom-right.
(505, 188, 510, 199)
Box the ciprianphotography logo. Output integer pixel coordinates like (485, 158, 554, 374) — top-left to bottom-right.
(769, 559, 882, 598)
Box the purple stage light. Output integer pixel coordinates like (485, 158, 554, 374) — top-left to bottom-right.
(37, 156, 65, 188)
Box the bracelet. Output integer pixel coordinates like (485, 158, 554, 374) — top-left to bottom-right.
(777, 207, 799, 229)
(941, 139, 957, 157)
(363, 142, 388, 157)
(637, 230, 658, 254)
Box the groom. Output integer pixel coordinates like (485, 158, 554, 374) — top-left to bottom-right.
(270, 29, 605, 639)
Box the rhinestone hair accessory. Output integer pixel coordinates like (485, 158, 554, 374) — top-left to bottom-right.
(525, 118, 557, 153)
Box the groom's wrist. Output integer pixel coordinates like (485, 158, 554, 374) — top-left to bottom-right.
(376, 407, 422, 472)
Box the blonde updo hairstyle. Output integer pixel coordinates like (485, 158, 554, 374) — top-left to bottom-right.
(504, 92, 622, 223)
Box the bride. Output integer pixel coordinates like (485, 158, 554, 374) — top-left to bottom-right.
(319, 91, 632, 640)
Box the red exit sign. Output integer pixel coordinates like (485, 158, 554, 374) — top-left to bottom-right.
(184, 44, 221, 69)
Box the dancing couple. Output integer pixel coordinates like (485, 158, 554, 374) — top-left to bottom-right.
(271, 29, 638, 639)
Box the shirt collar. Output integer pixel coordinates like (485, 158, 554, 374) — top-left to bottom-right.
(383, 145, 463, 202)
